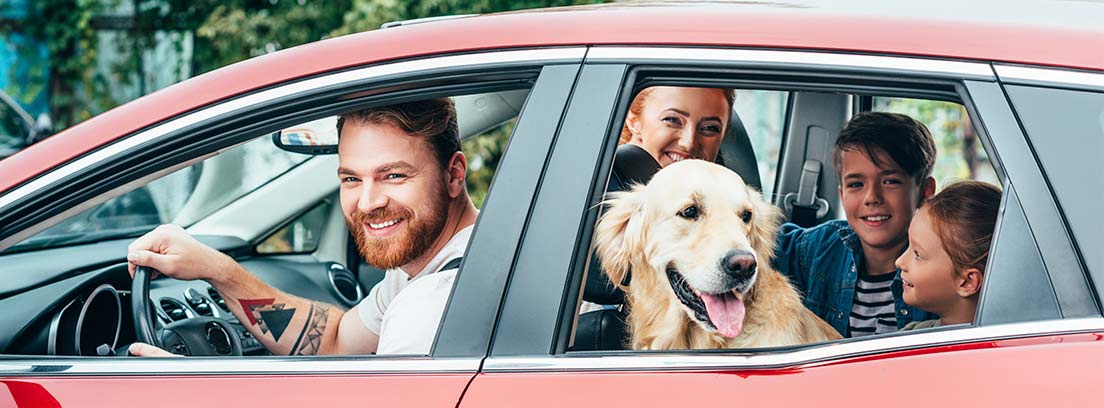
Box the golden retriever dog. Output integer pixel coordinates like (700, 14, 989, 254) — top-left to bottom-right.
(594, 160, 840, 350)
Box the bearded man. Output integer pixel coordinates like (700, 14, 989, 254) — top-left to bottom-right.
(125, 98, 478, 356)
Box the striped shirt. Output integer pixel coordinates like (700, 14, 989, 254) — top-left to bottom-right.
(848, 271, 896, 337)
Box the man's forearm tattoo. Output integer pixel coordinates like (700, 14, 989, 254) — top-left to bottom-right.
(290, 303, 330, 355)
(238, 298, 296, 342)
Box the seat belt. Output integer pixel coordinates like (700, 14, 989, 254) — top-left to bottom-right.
(345, 231, 361, 280)
(791, 159, 823, 227)
(785, 125, 831, 227)
(439, 257, 463, 272)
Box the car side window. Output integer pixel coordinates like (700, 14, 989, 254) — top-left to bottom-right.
(571, 78, 1041, 353)
(1003, 86, 1103, 283)
(3, 137, 308, 254)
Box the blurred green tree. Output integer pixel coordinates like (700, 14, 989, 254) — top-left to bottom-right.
(463, 119, 515, 208)
(5, 0, 601, 201)
(335, 0, 603, 36)
(3, 0, 602, 126)
(2, 0, 104, 129)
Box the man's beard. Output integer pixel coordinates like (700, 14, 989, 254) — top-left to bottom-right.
(346, 191, 450, 270)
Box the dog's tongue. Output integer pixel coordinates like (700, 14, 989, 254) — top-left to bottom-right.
(700, 291, 745, 338)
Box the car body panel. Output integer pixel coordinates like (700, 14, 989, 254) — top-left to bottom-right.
(463, 332, 1104, 407)
(2, 1, 1102, 195)
(1, 1, 1102, 405)
(1, 373, 473, 407)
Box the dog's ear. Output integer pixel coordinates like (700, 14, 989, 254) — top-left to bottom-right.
(594, 187, 646, 290)
(748, 185, 782, 263)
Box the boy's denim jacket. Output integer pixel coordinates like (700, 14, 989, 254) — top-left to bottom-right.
(771, 220, 936, 337)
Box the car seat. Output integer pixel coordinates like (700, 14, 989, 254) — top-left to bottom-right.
(571, 111, 759, 351)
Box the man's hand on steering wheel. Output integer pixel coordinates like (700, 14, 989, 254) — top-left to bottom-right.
(126, 224, 245, 357)
(126, 224, 235, 282)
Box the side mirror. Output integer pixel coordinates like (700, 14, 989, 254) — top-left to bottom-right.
(272, 116, 339, 155)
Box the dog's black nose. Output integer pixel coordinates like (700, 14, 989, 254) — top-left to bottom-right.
(722, 250, 757, 279)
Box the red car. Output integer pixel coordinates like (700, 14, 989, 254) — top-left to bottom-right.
(2, 1, 1102, 406)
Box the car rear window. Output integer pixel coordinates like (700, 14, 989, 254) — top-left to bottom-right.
(1004, 85, 1104, 278)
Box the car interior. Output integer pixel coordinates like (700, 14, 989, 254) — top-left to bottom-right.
(0, 70, 1050, 360)
(0, 87, 531, 357)
(568, 80, 1004, 352)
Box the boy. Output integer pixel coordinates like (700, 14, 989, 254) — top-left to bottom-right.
(773, 112, 937, 337)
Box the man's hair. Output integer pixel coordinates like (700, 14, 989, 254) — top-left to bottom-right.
(832, 112, 937, 185)
(336, 98, 460, 170)
(924, 180, 1002, 273)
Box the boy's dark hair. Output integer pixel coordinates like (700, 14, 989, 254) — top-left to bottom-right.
(336, 98, 460, 170)
(832, 112, 937, 185)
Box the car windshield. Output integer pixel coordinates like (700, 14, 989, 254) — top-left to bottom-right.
(3, 137, 309, 253)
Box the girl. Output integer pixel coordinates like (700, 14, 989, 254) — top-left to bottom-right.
(895, 180, 1002, 330)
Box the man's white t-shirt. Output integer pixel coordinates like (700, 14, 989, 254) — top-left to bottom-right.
(356, 225, 473, 355)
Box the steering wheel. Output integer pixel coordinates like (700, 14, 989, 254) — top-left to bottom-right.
(132, 266, 243, 356)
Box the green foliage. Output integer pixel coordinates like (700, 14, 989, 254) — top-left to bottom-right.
(335, 0, 605, 36)
(5, 0, 602, 204)
(3, 0, 605, 129)
(186, 0, 353, 74)
(3, 0, 104, 128)
(874, 97, 997, 187)
(462, 120, 514, 208)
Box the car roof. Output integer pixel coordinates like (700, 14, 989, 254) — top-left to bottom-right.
(2, 0, 1101, 194)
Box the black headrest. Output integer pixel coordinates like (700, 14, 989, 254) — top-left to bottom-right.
(584, 144, 661, 305)
(717, 110, 762, 191)
(609, 143, 662, 191)
(570, 308, 628, 351)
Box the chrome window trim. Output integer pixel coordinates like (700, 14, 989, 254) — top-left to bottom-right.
(586, 46, 995, 80)
(484, 317, 1104, 372)
(0, 356, 480, 376)
(995, 64, 1104, 90)
(0, 47, 587, 212)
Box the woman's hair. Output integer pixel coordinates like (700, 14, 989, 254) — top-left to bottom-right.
(924, 180, 1002, 274)
(618, 87, 736, 144)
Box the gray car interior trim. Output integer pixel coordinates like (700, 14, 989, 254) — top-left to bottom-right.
(774, 92, 850, 222)
(483, 317, 1104, 372)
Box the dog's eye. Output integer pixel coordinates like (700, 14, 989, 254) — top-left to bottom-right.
(741, 210, 753, 223)
(677, 205, 700, 220)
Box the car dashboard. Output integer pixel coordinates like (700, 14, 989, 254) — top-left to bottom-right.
(0, 235, 361, 357)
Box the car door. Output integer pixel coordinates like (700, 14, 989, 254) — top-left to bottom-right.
(0, 48, 583, 406)
(459, 47, 1104, 407)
